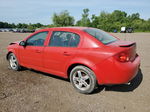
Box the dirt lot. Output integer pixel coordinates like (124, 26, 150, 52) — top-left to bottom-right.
(0, 32, 150, 112)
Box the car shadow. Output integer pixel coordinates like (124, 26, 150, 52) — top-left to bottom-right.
(93, 68, 143, 94)
(29, 69, 70, 82)
(19, 68, 143, 94)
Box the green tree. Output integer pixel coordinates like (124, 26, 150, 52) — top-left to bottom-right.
(32, 23, 43, 28)
(96, 11, 113, 31)
(111, 10, 127, 22)
(52, 10, 75, 26)
(76, 8, 91, 26)
(27, 24, 34, 30)
(91, 14, 99, 28)
(129, 13, 140, 21)
(11, 23, 16, 28)
(16, 23, 28, 28)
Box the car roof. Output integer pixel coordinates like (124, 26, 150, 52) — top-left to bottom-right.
(37, 27, 91, 32)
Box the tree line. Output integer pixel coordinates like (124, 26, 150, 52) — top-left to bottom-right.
(1, 9, 150, 32)
(0, 22, 44, 30)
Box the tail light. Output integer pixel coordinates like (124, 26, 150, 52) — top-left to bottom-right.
(116, 52, 130, 62)
(111, 41, 137, 62)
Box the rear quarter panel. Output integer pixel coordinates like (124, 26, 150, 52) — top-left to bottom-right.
(66, 47, 117, 80)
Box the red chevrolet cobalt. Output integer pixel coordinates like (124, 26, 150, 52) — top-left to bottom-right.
(6, 27, 140, 94)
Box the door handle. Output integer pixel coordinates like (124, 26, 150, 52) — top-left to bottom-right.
(63, 52, 71, 56)
(35, 50, 41, 53)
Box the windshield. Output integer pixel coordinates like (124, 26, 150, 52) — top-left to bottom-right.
(84, 28, 117, 44)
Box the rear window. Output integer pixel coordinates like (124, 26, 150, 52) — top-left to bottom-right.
(84, 28, 117, 44)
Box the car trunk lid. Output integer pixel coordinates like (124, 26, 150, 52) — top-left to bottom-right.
(108, 40, 137, 62)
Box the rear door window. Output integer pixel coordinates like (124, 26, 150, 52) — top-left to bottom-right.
(49, 31, 80, 47)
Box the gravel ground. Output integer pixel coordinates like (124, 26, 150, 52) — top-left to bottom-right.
(0, 32, 150, 112)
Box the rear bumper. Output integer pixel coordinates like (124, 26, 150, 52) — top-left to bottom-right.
(94, 56, 140, 85)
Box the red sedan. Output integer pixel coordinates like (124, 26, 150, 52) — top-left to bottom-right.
(6, 27, 140, 94)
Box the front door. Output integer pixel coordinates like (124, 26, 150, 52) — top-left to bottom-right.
(19, 31, 49, 69)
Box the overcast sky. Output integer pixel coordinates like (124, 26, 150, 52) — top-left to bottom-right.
(0, 0, 150, 25)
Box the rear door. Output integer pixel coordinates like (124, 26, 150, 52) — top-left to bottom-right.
(44, 31, 80, 77)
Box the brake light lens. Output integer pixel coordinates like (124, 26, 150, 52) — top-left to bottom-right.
(116, 52, 130, 62)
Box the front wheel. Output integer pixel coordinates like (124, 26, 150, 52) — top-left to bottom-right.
(8, 53, 21, 71)
(70, 66, 97, 94)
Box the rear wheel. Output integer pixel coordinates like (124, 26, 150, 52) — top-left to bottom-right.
(8, 53, 21, 71)
(70, 66, 97, 94)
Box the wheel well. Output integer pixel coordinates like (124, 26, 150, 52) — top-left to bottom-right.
(6, 52, 13, 60)
(67, 63, 92, 79)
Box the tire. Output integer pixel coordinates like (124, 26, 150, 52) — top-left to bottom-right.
(8, 53, 21, 71)
(70, 65, 97, 94)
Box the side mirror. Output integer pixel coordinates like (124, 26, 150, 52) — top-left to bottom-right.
(19, 41, 26, 47)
